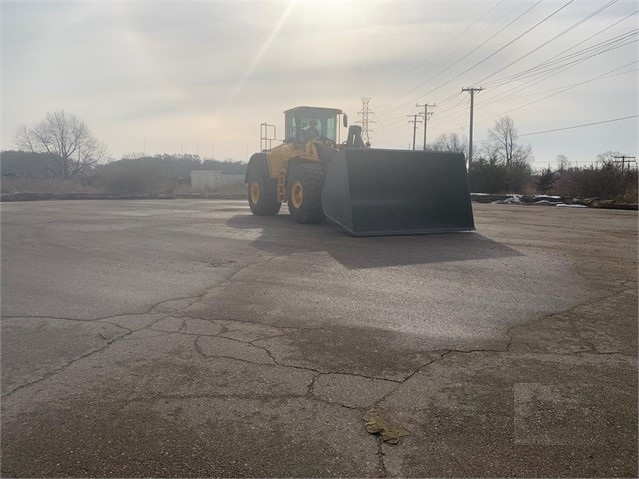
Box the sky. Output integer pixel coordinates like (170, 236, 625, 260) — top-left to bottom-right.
(1, 0, 637, 169)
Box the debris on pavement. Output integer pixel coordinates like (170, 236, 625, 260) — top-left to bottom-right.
(363, 408, 410, 444)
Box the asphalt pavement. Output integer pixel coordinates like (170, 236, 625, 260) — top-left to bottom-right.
(1, 200, 637, 477)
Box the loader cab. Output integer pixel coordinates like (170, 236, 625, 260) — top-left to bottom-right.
(284, 106, 342, 145)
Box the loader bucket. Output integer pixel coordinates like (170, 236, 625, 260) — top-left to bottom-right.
(321, 148, 474, 236)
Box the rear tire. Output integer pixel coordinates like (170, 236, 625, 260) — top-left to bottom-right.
(246, 153, 281, 216)
(286, 162, 325, 224)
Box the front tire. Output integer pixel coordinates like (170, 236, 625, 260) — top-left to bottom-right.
(286, 162, 325, 224)
(246, 153, 281, 216)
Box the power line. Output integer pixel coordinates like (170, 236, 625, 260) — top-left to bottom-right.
(371, 0, 507, 100)
(414, 0, 575, 105)
(430, 34, 637, 128)
(481, 11, 639, 89)
(375, 0, 541, 114)
(372, 113, 406, 149)
(483, 28, 638, 90)
(482, 36, 638, 108)
(428, 24, 638, 128)
(369, 114, 395, 147)
(372, 6, 637, 148)
(377, 0, 577, 127)
(503, 66, 636, 102)
(474, 59, 638, 124)
(519, 115, 638, 137)
(476, 0, 619, 85)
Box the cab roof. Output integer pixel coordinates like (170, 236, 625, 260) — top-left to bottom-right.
(284, 106, 343, 116)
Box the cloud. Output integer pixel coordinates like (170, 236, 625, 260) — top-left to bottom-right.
(2, 0, 637, 165)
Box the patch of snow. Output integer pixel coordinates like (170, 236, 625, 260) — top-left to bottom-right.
(502, 196, 521, 203)
(556, 203, 588, 208)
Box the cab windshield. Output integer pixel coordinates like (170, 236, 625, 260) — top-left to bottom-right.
(287, 112, 337, 144)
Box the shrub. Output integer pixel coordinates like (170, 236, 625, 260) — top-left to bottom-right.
(0, 177, 97, 194)
(544, 162, 636, 202)
(469, 157, 533, 194)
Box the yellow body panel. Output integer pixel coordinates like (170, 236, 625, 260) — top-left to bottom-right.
(265, 141, 321, 202)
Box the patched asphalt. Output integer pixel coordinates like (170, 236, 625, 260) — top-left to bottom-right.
(1, 200, 637, 477)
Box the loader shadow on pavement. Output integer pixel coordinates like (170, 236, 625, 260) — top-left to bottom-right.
(226, 214, 522, 269)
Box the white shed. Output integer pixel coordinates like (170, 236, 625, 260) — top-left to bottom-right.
(191, 170, 222, 190)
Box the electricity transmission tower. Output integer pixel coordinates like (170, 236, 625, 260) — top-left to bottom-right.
(462, 87, 483, 168)
(416, 103, 435, 150)
(357, 98, 375, 145)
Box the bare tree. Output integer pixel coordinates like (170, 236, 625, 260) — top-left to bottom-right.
(596, 150, 623, 167)
(14, 110, 107, 179)
(428, 132, 468, 154)
(556, 154, 570, 171)
(487, 115, 532, 164)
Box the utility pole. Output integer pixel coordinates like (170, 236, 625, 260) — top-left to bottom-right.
(357, 98, 376, 145)
(612, 156, 636, 198)
(416, 103, 435, 150)
(613, 155, 636, 171)
(408, 114, 422, 151)
(462, 87, 483, 168)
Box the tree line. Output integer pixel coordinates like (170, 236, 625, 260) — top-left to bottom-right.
(427, 117, 636, 203)
(3, 110, 247, 194)
(2, 150, 248, 194)
(3, 110, 636, 202)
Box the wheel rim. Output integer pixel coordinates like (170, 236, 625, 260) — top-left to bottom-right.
(291, 181, 304, 209)
(250, 181, 260, 204)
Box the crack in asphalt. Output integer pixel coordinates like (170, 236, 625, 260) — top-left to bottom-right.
(146, 256, 285, 316)
(4, 255, 278, 323)
(363, 286, 638, 474)
(375, 435, 389, 478)
(1, 327, 132, 399)
(127, 391, 364, 414)
(1, 314, 177, 398)
(569, 318, 599, 353)
(177, 318, 188, 334)
(306, 373, 320, 398)
(2, 256, 285, 398)
(173, 313, 323, 332)
(2, 315, 136, 334)
(192, 331, 405, 385)
(567, 287, 638, 355)
(130, 393, 312, 403)
(575, 351, 636, 357)
(367, 286, 638, 413)
(4, 264, 635, 479)
(5, 286, 633, 403)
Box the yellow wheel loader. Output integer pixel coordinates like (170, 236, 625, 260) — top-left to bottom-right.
(245, 106, 474, 236)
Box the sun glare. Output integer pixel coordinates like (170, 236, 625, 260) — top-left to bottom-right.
(224, 0, 298, 106)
